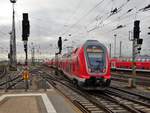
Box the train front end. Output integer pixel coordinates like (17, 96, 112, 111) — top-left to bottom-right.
(81, 40, 111, 89)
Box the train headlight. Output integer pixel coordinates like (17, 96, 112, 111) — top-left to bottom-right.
(103, 68, 106, 73)
(104, 78, 107, 82)
(88, 68, 92, 72)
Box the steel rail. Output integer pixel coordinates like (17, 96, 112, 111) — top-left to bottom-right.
(0, 71, 23, 89)
(107, 86, 150, 107)
(40, 70, 114, 113)
(0, 66, 6, 79)
(39, 68, 142, 113)
(40, 66, 150, 113)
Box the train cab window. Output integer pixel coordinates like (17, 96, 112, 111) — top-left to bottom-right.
(86, 45, 106, 73)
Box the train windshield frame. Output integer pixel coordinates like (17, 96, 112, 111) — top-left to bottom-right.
(85, 45, 106, 73)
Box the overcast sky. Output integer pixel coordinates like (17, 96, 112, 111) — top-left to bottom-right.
(0, 0, 150, 61)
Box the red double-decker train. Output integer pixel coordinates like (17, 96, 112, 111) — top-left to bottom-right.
(111, 58, 150, 72)
(46, 40, 111, 90)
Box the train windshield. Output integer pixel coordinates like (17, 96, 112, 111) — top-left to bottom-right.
(86, 45, 106, 73)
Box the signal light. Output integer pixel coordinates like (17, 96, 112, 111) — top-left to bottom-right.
(137, 47, 141, 54)
(88, 68, 92, 72)
(133, 20, 140, 39)
(137, 38, 143, 54)
(137, 47, 141, 51)
(137, 38, 143, 45)
(24, 43, 27, 52)
(22, 13, 30, 41)
(58, 37, 62, 54)
(103, 68, 106, 73)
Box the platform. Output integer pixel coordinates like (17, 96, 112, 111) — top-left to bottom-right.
(0, 90, 81, 113)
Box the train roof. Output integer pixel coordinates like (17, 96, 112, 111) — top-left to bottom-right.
(83, 40, 106, 48)
(60, 40, 107, 58)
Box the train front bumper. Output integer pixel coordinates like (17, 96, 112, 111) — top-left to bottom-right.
(78, 77, 111, 87)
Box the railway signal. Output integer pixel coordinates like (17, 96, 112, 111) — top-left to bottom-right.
(137, 39, 143, 54)
(55, 37, 62, 74)
(133, 20, 143, 54)
(22, 13, 30, 41)
(22, 13, 30, 65)
(57, 37, 62, 54)
(132, 20, 143, 54)
(128, 20, 143, 88)
(133, 20, 140, 39)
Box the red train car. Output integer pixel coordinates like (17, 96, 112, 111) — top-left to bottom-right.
(111, 58, 150, 72)
(50, 40, 111, 90)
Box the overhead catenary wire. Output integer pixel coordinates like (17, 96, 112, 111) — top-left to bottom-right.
(68, 0, 113, 35)
(85, 9, 148, 34)
(70, 12, 150, 42)
(86, 0, 132, 33)
(69, 0, 132, 36)
(58, 0, 84, 36)
(89, 0, 149, 34)
(7, 0, 150, 48)
(60, 0, 106, 36)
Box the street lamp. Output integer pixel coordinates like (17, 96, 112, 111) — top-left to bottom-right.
(114, 34, 117, 58)
(9, 0, 17, 70)
(31, 42, 35, 65)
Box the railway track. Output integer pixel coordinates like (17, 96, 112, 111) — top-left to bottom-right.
(112, 71, 150, 79)
(111, 72, 150, 86)
(40, 70, 110, 113)
(108, 86, 150, 105)
(0, 71, 23, 90)
(0, 66, 6, 79)
(39, 67, 150, 113)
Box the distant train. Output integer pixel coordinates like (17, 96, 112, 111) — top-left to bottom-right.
(111, 58, 150, 72)
(46, 40, 111, 90)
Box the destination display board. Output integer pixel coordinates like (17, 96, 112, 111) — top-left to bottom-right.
(86, 47, 103, 53)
